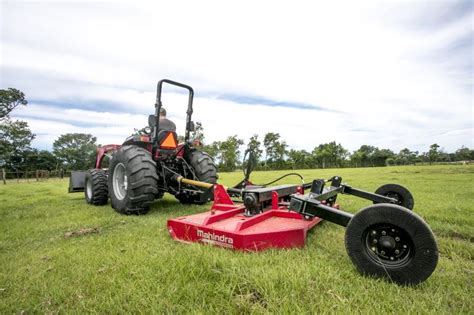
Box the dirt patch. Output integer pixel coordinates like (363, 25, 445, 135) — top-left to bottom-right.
(64, 227, 100, 238)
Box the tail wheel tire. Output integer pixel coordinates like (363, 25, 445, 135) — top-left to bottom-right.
(374, 183, 414, 210)
(84, 169, 108, 205)
(176, 150, 218, 205)
(345, 204, 438, 285)
(108, 146, 158, 215)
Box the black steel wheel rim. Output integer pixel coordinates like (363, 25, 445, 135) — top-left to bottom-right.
(364, 223, 414, 266)
(386, 192, 404, 205)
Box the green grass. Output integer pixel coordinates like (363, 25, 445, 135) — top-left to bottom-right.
(0, 165, 473, 313)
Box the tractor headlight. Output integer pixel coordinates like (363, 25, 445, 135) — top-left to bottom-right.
(144, 127, 152, 134)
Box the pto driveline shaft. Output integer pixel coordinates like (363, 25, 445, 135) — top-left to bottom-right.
(174, 176, 214, 189)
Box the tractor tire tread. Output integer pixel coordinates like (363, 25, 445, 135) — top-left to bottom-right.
(345, 204, 438, 285)
(85, 169, 108, 205)
(109, 145, 158, 215)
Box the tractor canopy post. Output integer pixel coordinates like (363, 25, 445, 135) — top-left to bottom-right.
(155, 79, 195, 148)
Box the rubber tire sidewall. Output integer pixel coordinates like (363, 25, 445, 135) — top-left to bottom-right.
(108, 146, 158, 215)
(84, 169, 108, 205)
(345, 204, 438, 285)
(177, 149, 218, 204)
(374, 183, 415, 210)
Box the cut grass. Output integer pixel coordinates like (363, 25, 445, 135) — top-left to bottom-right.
(0, 165, 473, 313)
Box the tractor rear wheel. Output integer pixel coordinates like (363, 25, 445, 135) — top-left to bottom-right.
(108, 146, 158, 215)
(85, 169, 108, 205)
(176, 150, 218, 204)
(345, 204, 438, 285)
(374, 184, 414, 210)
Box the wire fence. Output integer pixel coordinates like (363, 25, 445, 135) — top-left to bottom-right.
(1, 169, 76, 184)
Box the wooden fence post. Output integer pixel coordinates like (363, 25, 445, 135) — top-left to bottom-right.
(36, 170, 39, 182)
(2, 168, 5, 185)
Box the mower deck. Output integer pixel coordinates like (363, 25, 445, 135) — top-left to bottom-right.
(167, 185, 322, 251)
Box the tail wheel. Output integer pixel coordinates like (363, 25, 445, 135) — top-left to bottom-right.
(176, 150, 218, 205)
(84, 169, 108, 205)
(374, 183, 414, 210)
(108, 146, 158, 215)
(345, 204, 438, 285)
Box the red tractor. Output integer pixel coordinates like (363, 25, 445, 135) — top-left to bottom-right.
(69, 79, 218, 214)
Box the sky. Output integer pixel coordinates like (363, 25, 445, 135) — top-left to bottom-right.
(1, 0, 473, 154)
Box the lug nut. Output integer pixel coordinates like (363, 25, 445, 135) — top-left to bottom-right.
(395, 250, 400, 255)
(403, 245, 407, 249)
(371, 247, 376, 251)
(371, 230, 377, 235)
(395, 237, 400, 242)
(373, 239, 378, 244)
(381, 231, 386, 236)
(381, 250, 385, 255)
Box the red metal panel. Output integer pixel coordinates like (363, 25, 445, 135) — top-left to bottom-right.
(167, 185, 323, 251)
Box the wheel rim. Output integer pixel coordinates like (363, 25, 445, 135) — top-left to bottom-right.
(86, 178, 92, 199)
(364, 223, 414, 266)
(113, 163, 128, 201)
(386, 192, 404, 206)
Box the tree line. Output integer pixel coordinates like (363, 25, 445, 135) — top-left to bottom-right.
(1, 88, 473, 172)
(201, 133, 473, 172)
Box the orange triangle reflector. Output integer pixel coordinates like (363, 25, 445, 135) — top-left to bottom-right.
(160, 132, 177, 149)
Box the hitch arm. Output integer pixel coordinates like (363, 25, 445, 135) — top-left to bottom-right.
(289, 195, 353, 227)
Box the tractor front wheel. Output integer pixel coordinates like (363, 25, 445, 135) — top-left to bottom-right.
(345, 204, 438, 285)
(108, 146, 158, 215)
(84, 169, 108, 205)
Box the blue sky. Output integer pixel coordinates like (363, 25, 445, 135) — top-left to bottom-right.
(1, 0, 472, 153)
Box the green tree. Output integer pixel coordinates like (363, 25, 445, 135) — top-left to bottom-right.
(351, 145, 377, 167)
(53, 133, 98, 170)
(288, 149, 310, 169)
(428, 143, 440, 165)
(263, 132, 288, 168)
(23, 149, 58, 171)
(372, 148, 395, 166)
(455, 146, 473, 161)
(0, 120, 36, 171)
(396, 148, 418, 165)
(0, 88, 27, 120)
(245, 134, 263, 161)
(212, 135, 243, 171)
(0, 88, 35, 171)
(191, 121, 205, 142)
(312, 141, 348, 168)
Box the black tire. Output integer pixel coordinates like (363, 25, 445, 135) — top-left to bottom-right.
(108, 146, 158, 215)
(374, 184, 414, 210)
(84, 169, 108, 205)
(345, 204, 438, 285)
(176, 150, 218, 205)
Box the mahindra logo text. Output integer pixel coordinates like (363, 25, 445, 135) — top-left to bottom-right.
(197, 229, 233, 245)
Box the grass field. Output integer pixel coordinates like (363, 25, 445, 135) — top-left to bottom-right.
(0, 165, 473, 314)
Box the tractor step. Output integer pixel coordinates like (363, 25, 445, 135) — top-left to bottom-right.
(167, 184, 322, 251)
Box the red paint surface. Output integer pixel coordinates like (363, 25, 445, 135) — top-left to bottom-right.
(167, 184, 322, 251)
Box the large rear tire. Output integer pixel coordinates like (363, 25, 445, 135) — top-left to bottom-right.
(84, 169, 108, 205)
(108, 146, 158, 215)
(176, 150, 218, 205)
(345, 204, 438, 285)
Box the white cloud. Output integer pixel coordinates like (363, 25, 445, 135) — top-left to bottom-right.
(1, 0, 473, 153)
